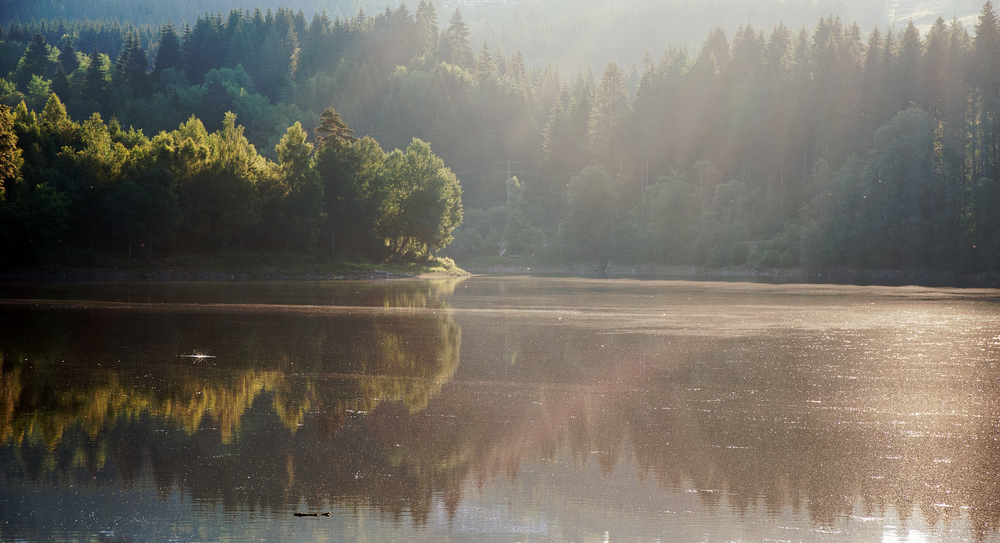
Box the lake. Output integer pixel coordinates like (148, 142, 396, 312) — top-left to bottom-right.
(1, 275, 1000, 542)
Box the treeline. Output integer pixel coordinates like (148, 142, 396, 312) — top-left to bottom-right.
(0, 0, 370, 28)
(0, 98, 461, 263)
(464, 3, 1000, 271)
(3, 3, 1000, 270)
(1, 0, 897, 70)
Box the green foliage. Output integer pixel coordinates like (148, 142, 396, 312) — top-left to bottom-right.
(110, 167, 182, 260)
(152, 24, 183, 79)
(12, 34, 55, 88)
(501, 177, 544, 254)
(113, 33, 150, 98)
(0, 104, 22, 199)
(379, 138, 463, 259)
(965, 178, 1000, 268)
(24, 75, 50, 111)
(82, 46, 111, 113)
(590, 61, 631, 186)
(440, 9, 473, 69)
(264, 122, 324, 250)
(641, 170, 697, 262)
(315, 107, 356, 149)
(7, 3, 1000, 272)
(316, 134, 386, 259)
(0, 79, 25, 107)
(0, 89, 467, 265)
(560, 166, 617, 260)
(748, 226, 800, 269)
(0, 182, 70, 262)
(315, 129, 461, 261)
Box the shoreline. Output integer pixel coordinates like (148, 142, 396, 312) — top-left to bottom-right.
(462, 262, 1000, 287)
(0, 265, 426, 283)
(1, 262, 997, 287)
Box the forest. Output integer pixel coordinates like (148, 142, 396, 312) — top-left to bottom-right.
(2, 1, 1000, 271)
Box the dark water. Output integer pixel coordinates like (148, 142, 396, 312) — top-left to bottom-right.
(1, 276, 1000, 542)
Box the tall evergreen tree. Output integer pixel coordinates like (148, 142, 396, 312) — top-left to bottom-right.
(415, 0, 439, 61)
(315, 107, 357, 149)
(184, 15, 225, 84)
(298, 12, 332, 79)
(50, 66, 70, 100)
(58, 36, 80, 74)
(152, 23, 183, 79)
(590, 61, 631, 194)
(974, 1, 1000, 182)
(442, 9, 472, 69)
(83, 45, 111, 111)
(14, 33, 53, 87)
(115, 32, 150, 97)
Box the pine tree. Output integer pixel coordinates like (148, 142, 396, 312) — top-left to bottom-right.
(315, 107, 357, 149)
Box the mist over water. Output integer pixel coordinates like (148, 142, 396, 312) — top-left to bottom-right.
(2, 276, 1000, 541)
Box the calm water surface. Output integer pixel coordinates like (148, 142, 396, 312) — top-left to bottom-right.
(1, 276, 1000, 542)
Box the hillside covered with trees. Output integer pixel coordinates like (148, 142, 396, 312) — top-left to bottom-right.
(2, 2, 1000, 272)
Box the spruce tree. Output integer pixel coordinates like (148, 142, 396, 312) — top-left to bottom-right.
(152, 23, 183, 79)
(974, 1, 1000, 181)
(115, 33, 150, 97)
(443, 9, 472, 69)
(83, 45, 110, 110)
(14, 33, 51, 87)
(58, 37, 79, 73)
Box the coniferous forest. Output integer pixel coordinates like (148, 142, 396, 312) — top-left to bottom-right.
(3, 2, 1000, 272)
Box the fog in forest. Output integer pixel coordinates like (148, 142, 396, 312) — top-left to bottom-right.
(2, 0, 988, 68)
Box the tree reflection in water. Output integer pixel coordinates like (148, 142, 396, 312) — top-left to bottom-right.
(1, 278, 1000, 540)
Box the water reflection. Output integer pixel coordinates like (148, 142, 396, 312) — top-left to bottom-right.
(2, 277, 1000, 541)
(0, 279, 463, 444)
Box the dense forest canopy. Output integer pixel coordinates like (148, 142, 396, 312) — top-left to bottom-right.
(1, 0, 987, 69)
(2, 1, 1000, 271)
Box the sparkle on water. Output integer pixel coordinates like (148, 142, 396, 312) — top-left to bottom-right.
(0, 276, 998, 542)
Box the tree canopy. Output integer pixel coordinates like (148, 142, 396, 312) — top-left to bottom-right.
(4, 3, 1000, 271)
